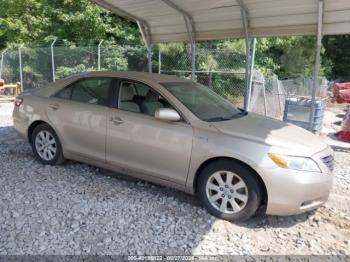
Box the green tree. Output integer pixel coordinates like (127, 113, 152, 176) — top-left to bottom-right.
(0, 0, 141, 49)
(0, 0, 46, 49)
(255, 36, 316, 79)
(323, 35, 350, 81)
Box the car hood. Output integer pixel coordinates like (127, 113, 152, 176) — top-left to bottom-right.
(212, 112, 327, 157)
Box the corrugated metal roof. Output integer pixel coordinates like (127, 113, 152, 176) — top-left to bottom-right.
(92, 0, 350, 43)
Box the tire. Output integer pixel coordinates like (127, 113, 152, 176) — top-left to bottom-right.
(197, 159, 262, 222)
(31, 123, 64, 165)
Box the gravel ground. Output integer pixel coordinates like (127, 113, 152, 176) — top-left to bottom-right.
(0, 102, 349, 255)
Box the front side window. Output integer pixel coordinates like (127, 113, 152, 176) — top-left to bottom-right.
(161, 81, 243, 122)
(55, 78, 112, 106)
(118, 80, 174, 116)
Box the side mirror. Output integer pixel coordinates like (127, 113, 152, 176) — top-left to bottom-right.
(155, 108, 181, 122)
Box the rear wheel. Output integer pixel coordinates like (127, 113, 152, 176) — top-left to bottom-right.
(197, 159, 262, 221)
(31, 124, 64, 165)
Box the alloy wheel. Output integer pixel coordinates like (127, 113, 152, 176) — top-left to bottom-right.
(35, 130, 57, 161)
(205, 171, 248, 214)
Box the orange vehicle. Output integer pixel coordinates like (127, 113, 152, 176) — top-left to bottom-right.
(0, 80, 21, 99)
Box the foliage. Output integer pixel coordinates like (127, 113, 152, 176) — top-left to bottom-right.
(0, 0, 46, 49)
(0, 0, 146, 88)
(0, 0, 142, 49)
(255, 37, 317, 79)
(56, 64, 93, 79)
(323, 35, 350, 81)
(0, 0, 349, 83)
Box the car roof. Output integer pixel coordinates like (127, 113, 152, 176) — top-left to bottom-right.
(70, 71, 192, 83)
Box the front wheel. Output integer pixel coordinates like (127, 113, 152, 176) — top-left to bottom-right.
(197, 159, 262, 222)
(31, 123, 64, 165)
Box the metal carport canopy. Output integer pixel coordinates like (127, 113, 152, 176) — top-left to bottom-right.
(92, 0, 350, 43)
(92, 0, 350, 130)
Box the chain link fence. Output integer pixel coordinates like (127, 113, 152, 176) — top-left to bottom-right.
(0, 45, 151, 90)
(250, 72, 328, 120)
(0, 43, 324, 121)
(0, 43, 247, 105)
(100, 45, 150, 72)
(159, 47, 246, 107)
(1, 49, 21, 85)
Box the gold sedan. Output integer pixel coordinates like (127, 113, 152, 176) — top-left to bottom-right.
(13, 71, 334, 221)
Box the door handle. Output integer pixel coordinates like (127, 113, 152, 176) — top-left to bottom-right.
(110, 116, 124, 125)
(48, 103, 60, 110)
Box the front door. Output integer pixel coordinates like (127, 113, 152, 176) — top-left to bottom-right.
(106, 80, 193, 185)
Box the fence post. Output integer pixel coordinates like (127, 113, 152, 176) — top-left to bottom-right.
(0, 49, 6, 79)
(262, 78, 268, 116)
(158, 49, 161, 74)
(136, 21, 152, 73)
(190, 42, 196, 80)
(147, 47, 153, 73)
(51, 38, 57, 82)
(276, 77, 283, 117)
(208, 69, 212, 89)
(19, 47, 23, 92)
(98, 40, 103, 71)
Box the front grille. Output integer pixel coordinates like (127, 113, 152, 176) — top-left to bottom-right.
(321, 155, 334, 172)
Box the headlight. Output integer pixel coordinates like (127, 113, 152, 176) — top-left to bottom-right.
(268, 153, 321, 172)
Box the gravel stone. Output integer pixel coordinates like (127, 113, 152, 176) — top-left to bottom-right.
(0, 102, 349, 255)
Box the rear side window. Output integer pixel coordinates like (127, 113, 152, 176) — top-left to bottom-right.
(54, 78, 112, 106)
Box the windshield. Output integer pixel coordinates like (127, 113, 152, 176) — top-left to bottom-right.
(161, 82, 244, 122)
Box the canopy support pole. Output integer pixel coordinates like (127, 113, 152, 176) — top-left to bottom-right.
(248, 38, 256, 104)
(137, 21, 153, 73)
(184, 17, 196, 80)
(158, 49, 162, 74)
(161, 0, 196, 80)
(308, 0, 324, 131)
(238, 0, 253, 111)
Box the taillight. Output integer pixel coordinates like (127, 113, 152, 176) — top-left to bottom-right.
(14, 97, 23, 107)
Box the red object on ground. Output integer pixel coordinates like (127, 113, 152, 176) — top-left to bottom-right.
(334, 83, 350, 143)
(0, 79, 4, 94)
(336, 131, 350, 143)
(333, 82, 350, 103)
(336, 108, 350, 143)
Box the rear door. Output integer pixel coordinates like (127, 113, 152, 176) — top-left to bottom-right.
(46, 77, 114, 162)
(106, 79, 193, 185)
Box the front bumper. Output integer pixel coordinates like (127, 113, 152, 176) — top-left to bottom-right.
(264, 168, 333, 215)
(262, 147, 334, 216)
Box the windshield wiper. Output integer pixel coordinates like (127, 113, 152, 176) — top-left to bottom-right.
(238, 108, 248, 115)
(205, 116, 233, 122)
(205, 112, 247, 122)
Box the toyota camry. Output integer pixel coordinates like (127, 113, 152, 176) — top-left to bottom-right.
(13, 71, 334, 221)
